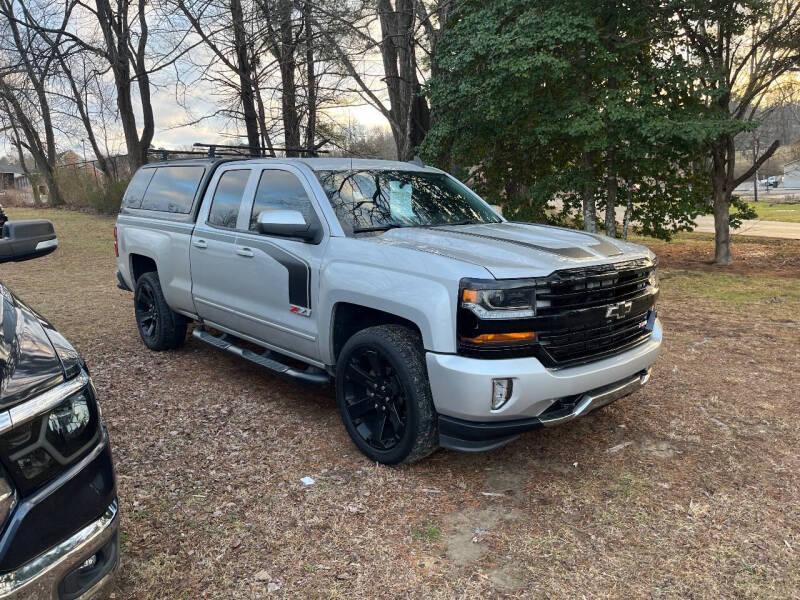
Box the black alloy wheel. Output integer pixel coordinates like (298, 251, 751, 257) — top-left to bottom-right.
(336, 325, 438, 464)
(135, 281, 159, 340)
(343, 347, 407, 451)
(133, 271, 187, 351)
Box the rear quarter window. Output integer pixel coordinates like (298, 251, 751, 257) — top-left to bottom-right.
(121, 168, 155, 210)
(140, 166, 206, 214)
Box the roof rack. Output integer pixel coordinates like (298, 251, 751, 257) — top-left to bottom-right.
(193, 141, 329, 158)
(146, 149, 213, 161)
(146, 141, 330, 162)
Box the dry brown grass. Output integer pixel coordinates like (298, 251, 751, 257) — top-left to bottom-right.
(2, 208, 799, 599)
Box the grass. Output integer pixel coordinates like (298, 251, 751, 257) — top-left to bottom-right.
(1, 207, 798, 599)
(746, 201, 800, 223)
(412, 522, 442, 543)
(662, 270, 800, 308)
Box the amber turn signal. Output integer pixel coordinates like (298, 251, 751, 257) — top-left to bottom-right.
(460, 331, 536, 344)
(461, 288, 479, 304)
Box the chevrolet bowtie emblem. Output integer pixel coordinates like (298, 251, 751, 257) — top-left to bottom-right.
(606, 300, 633, 320)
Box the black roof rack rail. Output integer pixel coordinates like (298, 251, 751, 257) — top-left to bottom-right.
(192, 141, 329, 158)
(145, 148, 223, 161)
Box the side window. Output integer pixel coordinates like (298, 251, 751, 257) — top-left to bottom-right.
(208, 169, 251, 229)
(140, 166, 205, 213)
(122, 168, 155, 209)
(250, 170, 316, 232)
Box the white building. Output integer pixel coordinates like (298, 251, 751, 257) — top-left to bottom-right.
(784, 160, 800, 189)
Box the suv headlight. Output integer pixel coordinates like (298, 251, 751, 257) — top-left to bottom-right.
(460, 279, 537, 319)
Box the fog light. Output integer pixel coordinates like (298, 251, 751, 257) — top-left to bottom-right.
(491, 379, 513, 410)
(79, 554, 97, 571)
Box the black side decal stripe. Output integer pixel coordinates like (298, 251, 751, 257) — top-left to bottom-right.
(240, 238, 311, 309)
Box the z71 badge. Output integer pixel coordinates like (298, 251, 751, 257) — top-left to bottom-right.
(290, 304, 312, 317)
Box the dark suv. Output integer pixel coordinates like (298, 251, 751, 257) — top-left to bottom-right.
(0, 211, 118, 599)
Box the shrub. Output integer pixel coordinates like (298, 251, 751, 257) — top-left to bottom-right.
(55, 167, 129, 214)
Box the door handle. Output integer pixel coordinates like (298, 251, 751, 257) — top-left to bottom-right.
(192, 239, 208, 249)
(236, 247, 255, 258)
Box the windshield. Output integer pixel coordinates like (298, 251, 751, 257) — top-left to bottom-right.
(316, 169, 501, 234)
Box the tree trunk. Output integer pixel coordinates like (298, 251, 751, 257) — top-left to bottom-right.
(254, 83, 275, 156)
(276, 0, 301, 155)
(303, 1, 316, 152)
(605, 150, 617, 237)
(712, 177, 733, 265)
(582, 151, 597, 233)
(377, 0, 429, 161)
(622, 186, 632, 240)
(752, 137, 759, 203)
(230, 0, 261, 153)
(39, 163, 63, 207)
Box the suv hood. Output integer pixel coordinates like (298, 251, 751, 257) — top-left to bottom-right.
(0, 283, 81, 408)
(368, 222, 653, 278)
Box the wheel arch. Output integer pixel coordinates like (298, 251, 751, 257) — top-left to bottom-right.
(330, 303, 423, 365)
(129, 253, 158, 283)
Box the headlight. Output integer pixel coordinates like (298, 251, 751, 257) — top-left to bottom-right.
(461, 280, 537, 319)
(0, 385, 99, 492)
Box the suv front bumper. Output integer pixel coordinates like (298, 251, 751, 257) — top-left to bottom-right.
(426, 319, 662, 451)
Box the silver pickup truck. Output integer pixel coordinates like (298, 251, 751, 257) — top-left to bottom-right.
(115, 157, 662, 464)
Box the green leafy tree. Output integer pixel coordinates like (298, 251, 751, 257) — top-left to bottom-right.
(421, 0, 711, 239)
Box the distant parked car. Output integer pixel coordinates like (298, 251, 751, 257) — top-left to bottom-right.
(0, 208, 119, 598)
(760, 176, 779, 188)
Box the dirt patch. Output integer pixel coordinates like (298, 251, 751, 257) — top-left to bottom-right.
(638, 438, 682, 459)
(643, 232, 800, 278)
(442, 507, 521, 566)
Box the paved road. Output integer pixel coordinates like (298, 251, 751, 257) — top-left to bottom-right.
(693, 215, 800, 240)
(552, 199, 800, 241)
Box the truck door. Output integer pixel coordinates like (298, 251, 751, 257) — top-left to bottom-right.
(225, 166, 327, 361)
(190, 165, 255, 331)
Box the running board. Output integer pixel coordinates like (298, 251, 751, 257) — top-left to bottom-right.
(192, 327, 329, 385)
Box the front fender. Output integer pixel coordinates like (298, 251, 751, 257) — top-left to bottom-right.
(318, 258, 481, 364)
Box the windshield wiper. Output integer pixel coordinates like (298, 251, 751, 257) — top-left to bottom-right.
(352, 224, 409, 234)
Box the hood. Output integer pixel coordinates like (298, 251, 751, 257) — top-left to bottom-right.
(0, 282, 81, 408)
(365, 222, 654, 279)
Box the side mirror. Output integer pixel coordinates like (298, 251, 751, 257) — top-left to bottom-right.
(257, 210, 321, 243)
(0, 219, 58, 264)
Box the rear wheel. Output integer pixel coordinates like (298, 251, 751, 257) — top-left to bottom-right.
(134, 271, 187, 350)
(336, 325, 438, 464)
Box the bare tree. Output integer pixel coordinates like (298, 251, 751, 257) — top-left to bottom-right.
(0, 0, 69, 204)
(314, 0, 457, 160)
(172, 0, 271, 153)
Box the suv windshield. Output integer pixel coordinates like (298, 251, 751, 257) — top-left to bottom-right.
(316, 169, 501, 234)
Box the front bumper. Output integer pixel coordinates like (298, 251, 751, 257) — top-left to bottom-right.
(427, 318, 662, 451)
(0, 499, 118, 599)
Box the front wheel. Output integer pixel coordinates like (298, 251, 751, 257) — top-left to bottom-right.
(336, 325, 438, 464)
(134, 271, 187, 351)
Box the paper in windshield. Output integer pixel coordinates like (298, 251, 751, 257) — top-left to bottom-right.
(389, 180, 414, 220)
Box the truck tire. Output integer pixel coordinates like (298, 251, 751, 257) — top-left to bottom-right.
(336, 325, 438, 464)
(134, 271, 187, 351)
